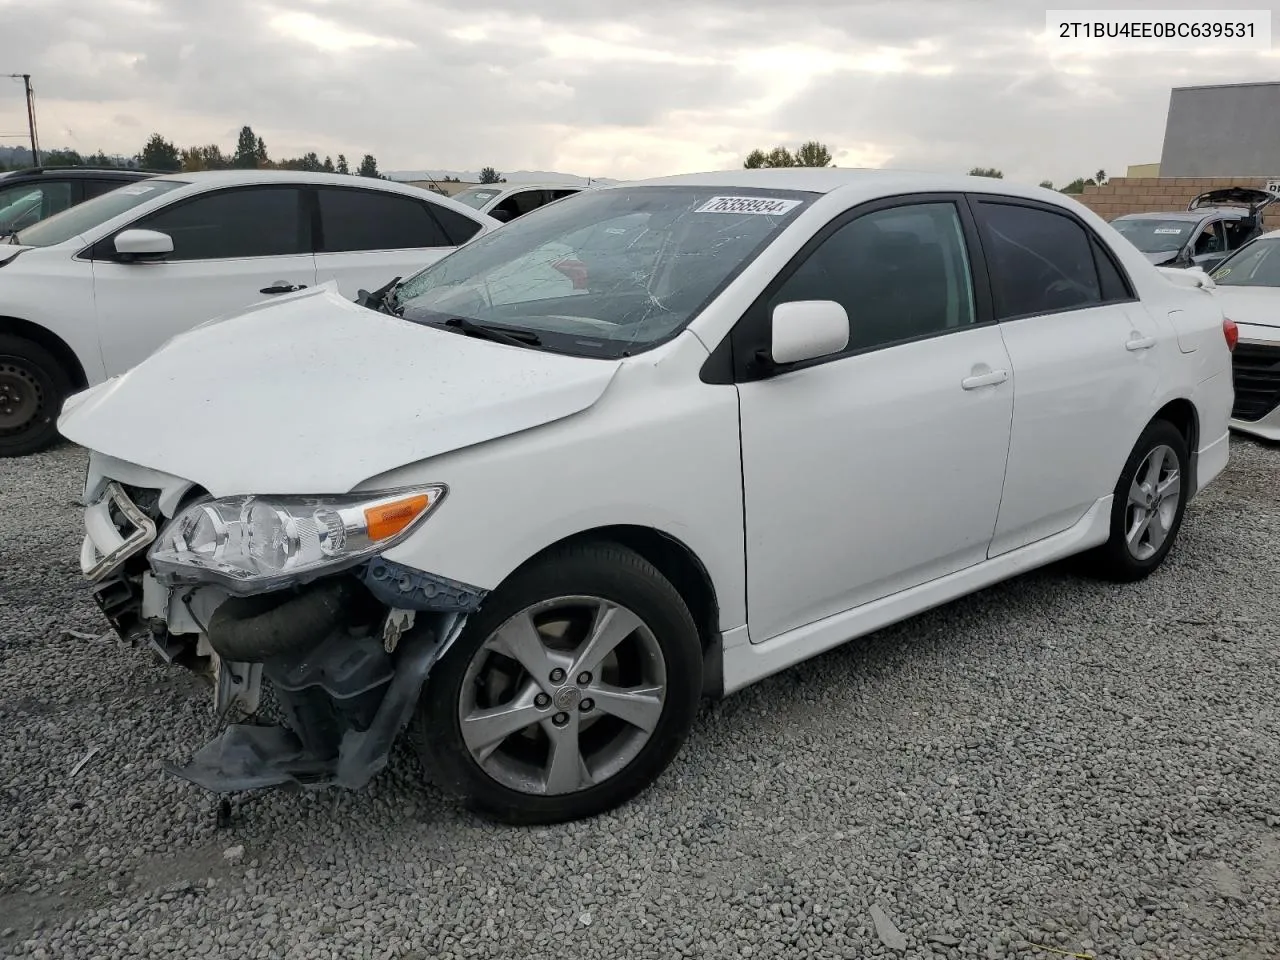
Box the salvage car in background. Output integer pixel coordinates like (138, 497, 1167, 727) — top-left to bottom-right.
(0, 170, 497, 456)
(1110, 187, 1277, 271)
(452, 181, 593, 222)
(59, 170, 1233, 825)
(0, 165, 158, 237)
(1206, 229, 1280, 440)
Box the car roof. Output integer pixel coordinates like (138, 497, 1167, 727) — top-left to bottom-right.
(142, 169, 499, 224)
(610, 167, 1096, 204)
(1114, 208, 1249, 221)
(0, 166, 157, 182)
(460, 181, 591, 193)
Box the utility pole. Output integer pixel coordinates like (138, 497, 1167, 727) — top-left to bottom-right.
(5, 73, 39, 164)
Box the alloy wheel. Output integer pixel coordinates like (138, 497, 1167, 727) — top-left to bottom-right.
(1124, 443, 1181, 561)
(457, 595, 667, 796)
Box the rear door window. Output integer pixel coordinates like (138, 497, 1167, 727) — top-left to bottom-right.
(972, 200, 1104, 318)
(426, 203, 484, 245)
(317, 187, 452, 251)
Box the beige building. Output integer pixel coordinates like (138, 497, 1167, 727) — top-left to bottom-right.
(1076, 175, 1280, 230)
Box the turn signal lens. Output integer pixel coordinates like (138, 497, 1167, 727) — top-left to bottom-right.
(365, 494, 432, 541)
(1223, 317, 1238, 352)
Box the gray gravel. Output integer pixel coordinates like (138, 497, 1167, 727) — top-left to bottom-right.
(2, 437, 1279, 960)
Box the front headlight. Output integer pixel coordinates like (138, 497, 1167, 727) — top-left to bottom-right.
(147, 486, 446, 593)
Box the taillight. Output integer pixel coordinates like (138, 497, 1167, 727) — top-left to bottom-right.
(552, 258, 589, 290)
(1223, 317, 1238, 352)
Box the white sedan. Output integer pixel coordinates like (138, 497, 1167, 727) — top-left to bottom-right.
(451, 181, 596, 222)
(1205, 229, 1280, 440)
(0, 170, 498, 456)
(60, 170, 1234, 825)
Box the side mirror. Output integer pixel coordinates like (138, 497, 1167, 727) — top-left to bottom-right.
(770, 300, 849, 365)
(489, 209, 514, 224)
(113, 228, 173, 260)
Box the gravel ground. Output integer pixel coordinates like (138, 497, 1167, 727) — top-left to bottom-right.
(1, 437, 1278, 960)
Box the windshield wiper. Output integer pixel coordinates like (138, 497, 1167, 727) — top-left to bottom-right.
(442, 317, 542, 348)
(355, 275, 402, 315)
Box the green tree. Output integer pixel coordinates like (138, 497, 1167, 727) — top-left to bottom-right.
(478, 166, 501, 184)
(139, 133, 181, 171)
(336, 154, 349, 175)
(84, 150, 120, 167)
(233, 126, 260, 168)
(322, 155, 335, 173)
(793, 140, 832, 167)
(357, 154, 380, 178)
(281, 151, 322, 172)
(968, 167, 1004, 178)
(743, 142, 833, 169)
(1095, 169, 1107, 185)
(181, 144, 229, 172)
(1039, 180, 1054, 189)
(42, 149, 84, 167)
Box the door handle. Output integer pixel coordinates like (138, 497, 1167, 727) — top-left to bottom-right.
(1125, 335, 1156, 351)
(961, 369, 1009, 390)
(260, 282, 307, 295)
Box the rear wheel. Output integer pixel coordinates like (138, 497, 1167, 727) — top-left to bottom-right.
(0, 335, 70, 457)
(412, 542, 702, 824)
(1079, 419, 1190, 582)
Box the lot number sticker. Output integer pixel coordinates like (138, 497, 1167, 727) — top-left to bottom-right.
(1153, 227, 1184, 234)
(696, 196, 802, 216)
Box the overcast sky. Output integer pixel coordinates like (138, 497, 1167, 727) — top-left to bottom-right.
(1, 0, 1277, 184)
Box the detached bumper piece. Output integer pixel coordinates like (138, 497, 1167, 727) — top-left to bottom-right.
(165, 577, 465, 793)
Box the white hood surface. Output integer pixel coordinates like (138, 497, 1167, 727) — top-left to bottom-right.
(1211, 286, 1280, 332)
(58, 287, 621, 496)
(0, 243, 28, 265)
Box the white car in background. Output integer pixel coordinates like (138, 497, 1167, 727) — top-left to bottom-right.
(1206, 229, 1280, 440)
(451, 181, 596, 223)
(61, 170, 1233, 826)
(0, 170, 497, 456)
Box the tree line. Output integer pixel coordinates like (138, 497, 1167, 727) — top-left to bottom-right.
(0, 126, 384, 178)
(968, 166, 1110, 194)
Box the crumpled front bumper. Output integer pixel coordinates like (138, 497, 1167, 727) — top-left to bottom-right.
(76, 455, 489, 795)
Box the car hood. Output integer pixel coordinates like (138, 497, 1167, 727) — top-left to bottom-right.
(0, 242, 28, 265)
(58, 285, 622, 496)
(1209, 285, 1280, 332)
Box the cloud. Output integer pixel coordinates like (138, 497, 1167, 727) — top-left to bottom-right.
(0, 0, 1275, 184)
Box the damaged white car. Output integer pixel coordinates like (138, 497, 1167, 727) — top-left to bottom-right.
(60, 171, 1235, 824)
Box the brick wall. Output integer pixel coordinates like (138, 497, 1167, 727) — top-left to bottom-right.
(1075, 176, 1280, 230)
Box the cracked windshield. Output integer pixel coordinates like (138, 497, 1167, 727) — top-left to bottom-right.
(395, 187, 813, 354)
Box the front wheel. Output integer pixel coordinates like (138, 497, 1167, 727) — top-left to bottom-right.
(1079, 419, 1190, 582)
(0, 334, 71, 458)
(411, 542, 703, 824)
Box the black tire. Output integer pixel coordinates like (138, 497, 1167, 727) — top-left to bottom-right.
(412, 542, 703, 825)
(1078, 418, 1190, 583)
(0, 334, 71, 458)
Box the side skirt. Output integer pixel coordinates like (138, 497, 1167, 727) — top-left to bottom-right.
(721, 494, 1113, 694)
